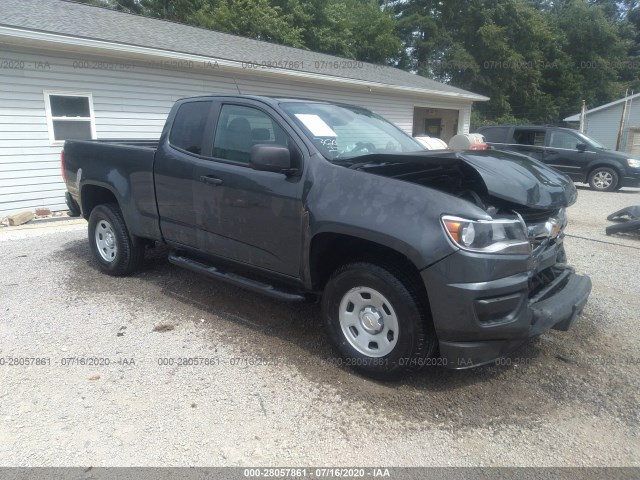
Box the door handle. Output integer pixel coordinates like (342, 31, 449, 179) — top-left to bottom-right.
(200, 175, 223, 186)
(546, 150, 559, 155)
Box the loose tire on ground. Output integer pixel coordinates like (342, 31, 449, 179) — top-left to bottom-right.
(88, 203, 144, 276)
(588, 167, 619, 192)
(322, 262, 436, 380)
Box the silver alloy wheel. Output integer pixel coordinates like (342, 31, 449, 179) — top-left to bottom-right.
(338, 286, 399, 357)
(95, 219, 117, 262)
(593, 171, 613, 189)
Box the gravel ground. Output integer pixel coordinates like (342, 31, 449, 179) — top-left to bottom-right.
(0, 187, 639, 467)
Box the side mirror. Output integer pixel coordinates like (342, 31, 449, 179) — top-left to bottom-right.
(576, 143, 587, 152)
(249, 144, 293, 174)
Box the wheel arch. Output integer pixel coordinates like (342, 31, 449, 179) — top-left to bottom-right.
(80, 183, 119, 220)
(586, 161, 624, 180)
(308, 231, 428, 297)
(317, 238, 438, 379)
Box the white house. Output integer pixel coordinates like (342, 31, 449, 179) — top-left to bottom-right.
(564, 93, 640, 154)
(0, 0, 488, 216)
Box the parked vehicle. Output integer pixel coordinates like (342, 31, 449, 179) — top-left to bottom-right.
(477, 125, 640, 192)
(62, 96, 592, 380)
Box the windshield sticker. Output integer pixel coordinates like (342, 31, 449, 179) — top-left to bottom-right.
(295, 114, 337, 137)
(316, 137, 338, 153)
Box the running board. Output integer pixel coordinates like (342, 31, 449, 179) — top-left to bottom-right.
(168, 252, 311, 302)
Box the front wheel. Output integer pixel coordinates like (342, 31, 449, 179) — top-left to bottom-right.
(88, 203, 144, 276)
(322, 262, 436, 380)
(588, 167, 619, 192)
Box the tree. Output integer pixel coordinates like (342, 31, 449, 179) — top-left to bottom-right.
(394, 0, 636, 124)
(75, 0, 400, 61)
(394, 0, 565, 122)
(75, 0, 143, 13)
(72, 0, 640, 125)
(188, 0, 306, 47)
(300, 0, 401, 62)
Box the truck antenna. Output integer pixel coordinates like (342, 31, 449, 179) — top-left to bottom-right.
(232, 78, 242, 95)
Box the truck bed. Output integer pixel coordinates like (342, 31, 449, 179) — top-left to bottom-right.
(63, 138, 162, 241)
(88, 139, 160, 149)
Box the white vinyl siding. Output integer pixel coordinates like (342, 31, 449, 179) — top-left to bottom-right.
(0, 45, 474, 216)
(578, 99, 640, 152)
(581, 104, 625, 150)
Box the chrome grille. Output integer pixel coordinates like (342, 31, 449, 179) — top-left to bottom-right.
(521, 208, 567, 250)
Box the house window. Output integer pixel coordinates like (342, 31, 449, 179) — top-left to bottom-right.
(44, 91, 96, 145)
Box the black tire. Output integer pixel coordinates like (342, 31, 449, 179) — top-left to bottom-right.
(88, 203, 144, 276)
(322, 262, 436, 380)
(588, 167, 619, 192)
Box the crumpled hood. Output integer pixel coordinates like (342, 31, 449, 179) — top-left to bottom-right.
(349, 149, 578, 209)
(457, 150, 578, 208)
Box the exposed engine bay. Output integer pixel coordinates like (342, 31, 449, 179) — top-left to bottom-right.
(350, 151, 574, 300)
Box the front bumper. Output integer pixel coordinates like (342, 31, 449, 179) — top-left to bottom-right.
(421, 248, 592, 369)
(623, 168, 640, 187)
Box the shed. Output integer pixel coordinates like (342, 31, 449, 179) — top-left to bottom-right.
(564, 93, 640, 154)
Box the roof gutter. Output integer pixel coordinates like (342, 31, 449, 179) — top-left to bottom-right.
(0, 25, 489, 102)
(564, 92, 640, 121)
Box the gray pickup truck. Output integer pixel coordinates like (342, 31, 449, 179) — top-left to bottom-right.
(62, 95, 592, 380)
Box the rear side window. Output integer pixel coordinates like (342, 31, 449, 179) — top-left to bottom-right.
(548, 131, 578, 149)
(170, 101, 212, 155)
(480, 127, 511, 143)
(514, 129, 545, 147)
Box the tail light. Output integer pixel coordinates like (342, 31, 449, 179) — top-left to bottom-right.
(60, 150, 66, 182)
(468, 143, 489, 150)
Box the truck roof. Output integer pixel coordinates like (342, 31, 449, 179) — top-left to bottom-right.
(176, 94, 349, 107)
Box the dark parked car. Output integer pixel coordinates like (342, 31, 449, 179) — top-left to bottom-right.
(62, 96, 591, 380)
(477, 125, 640, 192)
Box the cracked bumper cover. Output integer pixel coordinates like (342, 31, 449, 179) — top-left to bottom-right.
(421, 249, 592, 369)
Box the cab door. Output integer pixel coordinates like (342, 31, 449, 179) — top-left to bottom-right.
(191, 101, 306, 277)
(543, 130, 593, 180)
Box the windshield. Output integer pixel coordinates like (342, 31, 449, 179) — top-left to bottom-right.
(280, 102, 424, 161)
(577, 132, 606, 149)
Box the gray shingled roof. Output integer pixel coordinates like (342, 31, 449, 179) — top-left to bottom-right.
(1, 0, 487, 101)
(564, 93, 640, 121)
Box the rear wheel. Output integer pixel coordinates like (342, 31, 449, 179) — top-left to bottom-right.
(588, 167, 619, 192)
(88, 203, 144, 276)
(322, 262, 436, 380)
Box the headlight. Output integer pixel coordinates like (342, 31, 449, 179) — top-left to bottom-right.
(442, 215, 531, 254)
(627, 159, 640, 168)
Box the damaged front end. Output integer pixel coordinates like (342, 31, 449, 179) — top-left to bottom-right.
(420, 195, 591, 368)
(362, 149, 593, 368)
(518, 206, 592, 336)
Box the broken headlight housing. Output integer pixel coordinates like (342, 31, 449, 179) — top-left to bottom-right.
(442, 215, 531, 254)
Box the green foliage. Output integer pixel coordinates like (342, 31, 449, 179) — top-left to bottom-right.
(470, 109, 530, 132)
(188, 0, 306, 47)
(309, 0, 401, 62)
(72, 0, 640, 125)
(393, 0, 637, 124)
